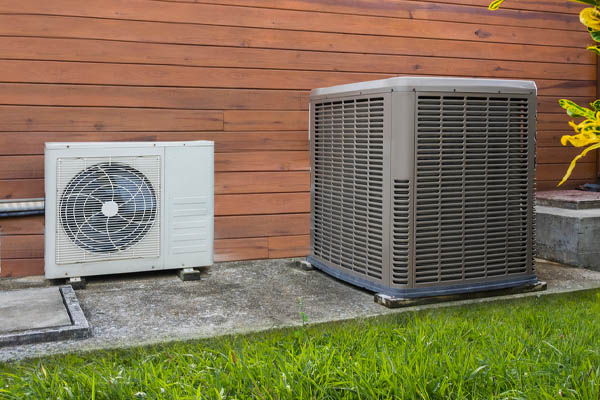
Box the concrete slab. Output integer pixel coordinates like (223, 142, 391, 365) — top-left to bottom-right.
(0, 258, 599, 362)
(0, 286, 90, 347)
(0, 287, 71, 333)
(537, 190, 600, 210)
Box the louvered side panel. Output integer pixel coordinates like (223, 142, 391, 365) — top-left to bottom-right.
(414, 94, 532, 286)
(312, 96, 385, 281)
(392, 180, 410, 285)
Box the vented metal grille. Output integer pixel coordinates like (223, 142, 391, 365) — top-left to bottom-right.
(312, 96, 385, 280)
(415, 95, 531, 284)
(56, 156, 161, 265)
(392, 180, 410, 285)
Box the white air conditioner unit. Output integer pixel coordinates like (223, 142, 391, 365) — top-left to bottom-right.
(308, 77, 539, 297)
(44, 141, 213, 279)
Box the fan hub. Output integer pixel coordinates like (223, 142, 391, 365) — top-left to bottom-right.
(101, 201, 119, 217)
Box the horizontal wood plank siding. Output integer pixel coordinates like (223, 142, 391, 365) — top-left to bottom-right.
(0, 0, 591, 277)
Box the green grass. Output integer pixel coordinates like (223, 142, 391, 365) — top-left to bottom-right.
(2, 290, 600, 399)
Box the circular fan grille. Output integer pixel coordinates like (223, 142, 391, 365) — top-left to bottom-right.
(59, 162, 158, 253)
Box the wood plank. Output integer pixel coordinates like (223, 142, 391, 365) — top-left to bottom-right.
(537, 146, 598, 164)
(214, 213, 309, 239)
(268, 234, 309, 258)
(225, 111, 306, 131)
(0, 106, 223, 132)
(537, 96, 592, 115)
(0, 37, 594, 81)
(0, 0, 587, 47)
(0, 83, 307, 110)
(1, 61, 590, 96)
(214, 237, 268, 262)
(0, 131, 308, 155)
(536, 162, 595, 181)
(166, 0, 583, 31)
(215, 152, 309, 172)
(0, 180, 44, 200)
(0, 15, 590, 65)
(431, 0, 582, 14)
(215, 193, 310, 216)
(0, 156, 43, 179)
(0, 215, 44, 235)
(215, 172, 310, 194)
(1, 235, 43, 259)
(0, 258, 44, 278)
(537, 179, 588, 191)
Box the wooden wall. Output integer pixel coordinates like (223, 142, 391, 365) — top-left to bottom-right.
(0, 0, 594, 277)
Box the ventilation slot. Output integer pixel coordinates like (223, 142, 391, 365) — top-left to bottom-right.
(392, 180, 410, 285)
(414, 95, 530, 285)
(312, 96, 385, 280)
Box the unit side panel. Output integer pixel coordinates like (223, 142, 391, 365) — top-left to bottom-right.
(310, 93, 390, 286)
(412, 91, 536, 288)
(389, 91, 415, 289)
(164, 145, 214, 268)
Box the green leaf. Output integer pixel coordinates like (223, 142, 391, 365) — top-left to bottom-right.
(559, 99, 596, 119)
(590, 100, 600, 111)
(488, 0, 505, 10)
(589, 28, 600, 42)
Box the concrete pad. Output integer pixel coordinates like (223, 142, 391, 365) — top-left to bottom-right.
(0, 286, 90, 348)
(0, 287, 71, 333)
(0, 258, 599, 361)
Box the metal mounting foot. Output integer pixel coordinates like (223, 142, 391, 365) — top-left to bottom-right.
(294, 260, 314, 271)
(177, 267, 201, 281)
(68, 277, 86, 290)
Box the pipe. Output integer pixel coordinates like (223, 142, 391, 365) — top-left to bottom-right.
(0, 198, 45, 218)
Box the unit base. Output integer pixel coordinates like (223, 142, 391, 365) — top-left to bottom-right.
(375, 281, 547, 308)
(307, 255, 541, 298)
(177, 267, 201, 281)
(68, 277, 86, 290)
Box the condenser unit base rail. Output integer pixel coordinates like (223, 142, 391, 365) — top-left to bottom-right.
(307, 256, 541, 299)
(374, 280, 547, 309)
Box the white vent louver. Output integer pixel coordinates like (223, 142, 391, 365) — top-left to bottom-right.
(56, 157, 161, 264)
(308, 77, 538, 297)
(45, 142, 213, 279)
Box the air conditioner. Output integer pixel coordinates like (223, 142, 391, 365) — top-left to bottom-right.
(308, 77, 538, 297)
(44, 141, 214, 279)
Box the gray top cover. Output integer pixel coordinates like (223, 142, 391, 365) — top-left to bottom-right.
(310, 76, 537, 99)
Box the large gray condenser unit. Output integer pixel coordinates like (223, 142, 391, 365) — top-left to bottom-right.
(307, 77, 539, 297)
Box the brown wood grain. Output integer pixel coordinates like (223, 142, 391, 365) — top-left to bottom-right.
(537, 162, 594, 181)
(0, 37, 594, 81)
(215, 172, 310, 194)
(0, 83, 308, 110)
(268, 234, 310, 258)
(215, 213, 309, 239)
(537, 179, 588, 191)
(0, 106, 223, 132)
(1, 61, 591, 95)
(0, 131, 308, 155)
(1, 235, 43, 259)
(216, 193, 310, 216)
(0, 15, 590, 65)
(214, 237, 268, 262)
(0, 258, 44, 278)
(160, 0, 583, 31)
(537, 146, 598, 164)
(0, 0, 588, 47)
(0, 215, 44, 235)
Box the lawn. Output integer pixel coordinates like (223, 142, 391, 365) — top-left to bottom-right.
(1, 290, 600, 399)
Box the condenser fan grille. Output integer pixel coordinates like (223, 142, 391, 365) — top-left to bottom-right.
(56, 156, 161, 264)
